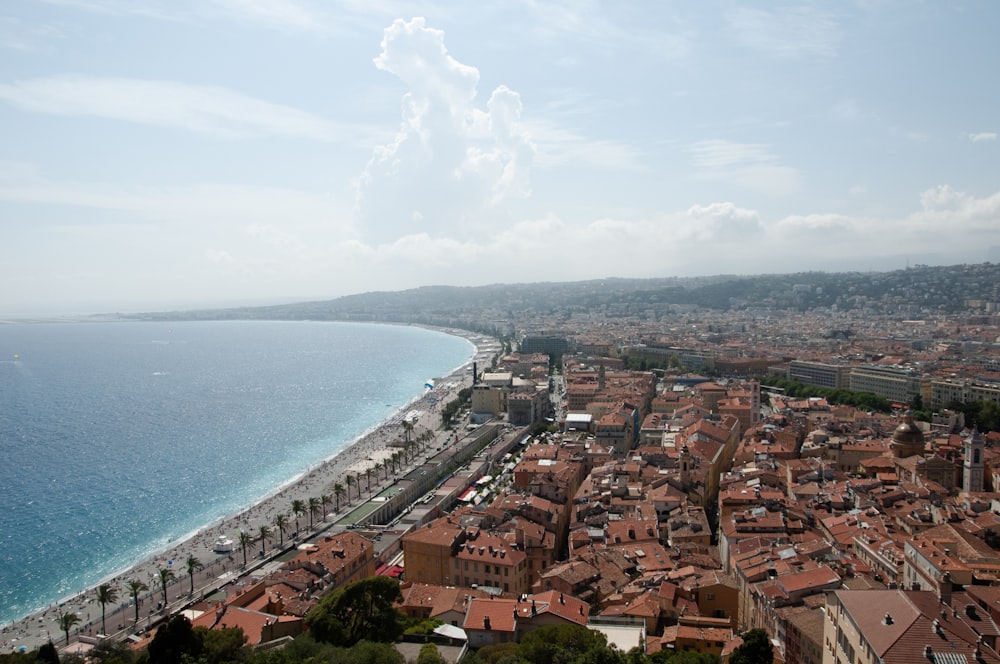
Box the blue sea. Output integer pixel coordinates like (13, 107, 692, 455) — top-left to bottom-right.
(0, 320, 474, 627)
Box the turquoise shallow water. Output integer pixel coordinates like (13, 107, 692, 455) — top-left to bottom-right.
(0, 320, 473, 626)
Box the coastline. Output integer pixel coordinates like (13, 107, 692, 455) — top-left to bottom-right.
(1, 325, 487, 653)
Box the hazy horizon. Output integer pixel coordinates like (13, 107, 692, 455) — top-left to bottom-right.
(2, 3, 998, 315)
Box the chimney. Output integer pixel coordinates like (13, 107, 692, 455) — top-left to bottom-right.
(484, 615, 491, 630)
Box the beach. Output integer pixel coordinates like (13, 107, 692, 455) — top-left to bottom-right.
(1, 328, 484, 653)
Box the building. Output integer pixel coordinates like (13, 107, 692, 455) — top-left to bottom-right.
(823, 589, 1000, 663)
(520, 335, 569, 356)
(848, 366, 928, 405)
(788, 361, 851, 390)
(931, 379, 1000, 410)
(964, 429, 985, 493)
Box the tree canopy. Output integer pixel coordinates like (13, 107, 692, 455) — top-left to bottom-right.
(729, 629, 773, 664)
(304, 576, 404, 647)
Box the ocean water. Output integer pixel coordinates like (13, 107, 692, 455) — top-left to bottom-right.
(0, 320, 473, 627)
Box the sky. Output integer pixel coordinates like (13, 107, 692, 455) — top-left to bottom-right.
(1, 1, 999, 315)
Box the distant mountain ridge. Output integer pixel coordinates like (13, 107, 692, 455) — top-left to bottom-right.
(128, 262, 1000, 326)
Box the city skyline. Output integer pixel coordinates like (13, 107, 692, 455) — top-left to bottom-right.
(1, 2, 998, 314)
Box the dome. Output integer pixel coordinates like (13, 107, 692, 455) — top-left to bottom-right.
(890, 413, 925, 457)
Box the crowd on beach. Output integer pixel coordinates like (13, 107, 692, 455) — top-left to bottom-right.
(2, 348, 477, 654)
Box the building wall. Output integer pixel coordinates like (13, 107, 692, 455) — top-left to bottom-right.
(788, 361, 850, 390)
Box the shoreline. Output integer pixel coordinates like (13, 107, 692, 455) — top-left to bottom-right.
(1, 325, 488, 653)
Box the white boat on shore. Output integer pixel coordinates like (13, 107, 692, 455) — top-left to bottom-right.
(212, 536, 234, 553)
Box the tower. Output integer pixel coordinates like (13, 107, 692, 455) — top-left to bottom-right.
(679, 443, 691, 488)
(964, 429, 985, 493)
(749, 380, 761, 427)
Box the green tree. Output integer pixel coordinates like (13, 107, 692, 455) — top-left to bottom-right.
(320, 493, 332, 522)
(333, 483, 345, 512)
(147, 615, 201, 664)
(90, 638, 137, 664)
(291, 499, 306, 532)
(417, 643, 445, 664)
(307, 497, 321, 531)
(95, 583, 118, 636)
(305, 576, 404, 647)
(238, 531, 253, 567)
(185, 556, 203, 596)
(257, 525, 272, 555)
(36, 640, 60, 664)
(58, 612, 80, 645)
(157, 567, 176, 607)
(272, 513, 289, 547)
(343, 641, 405, 664)
(126, 579, 148, 625)
(196, 626, 248, 664)
(345, 475, 356, 502)
(516, 624, 618, 664)
(729, 628, 773, 664)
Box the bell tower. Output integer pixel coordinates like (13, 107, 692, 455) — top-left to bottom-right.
(964, 429, 985, 493)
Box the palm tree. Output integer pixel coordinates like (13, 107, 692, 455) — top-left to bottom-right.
(307, 497, 320, 530)
(402, 419, 414, 445)
(58, 611, 80, 645)
(391, 451, 401, 473)
(257, 525, 272, 555)
(95, 583, 118, 636)
(273, 513, 289, 547)
(127, 579, 148, 625)
(238, 531, 253, 567)
(333, 483, 345, 511)
(185, 556, 203, 596)
(291, 499, 306, 533)
(376, 460, 387, 481)
(364, 466, 373, 494)
(157, 567, 175, 607)
(345, 475, 356, 501)
(320, 493, 332, 521)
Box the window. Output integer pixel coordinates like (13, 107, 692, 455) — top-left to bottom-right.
(464, 561, 469, 570)
(505, 568, 509, 577)
(504, 583, 509, 592)
(707, 593, 715, 600)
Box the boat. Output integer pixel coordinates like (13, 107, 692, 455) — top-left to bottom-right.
(212, 536, 235, 553)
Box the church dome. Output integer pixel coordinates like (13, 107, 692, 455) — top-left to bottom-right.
(890, 413, 925, 457)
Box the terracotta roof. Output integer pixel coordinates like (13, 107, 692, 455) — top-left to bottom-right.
(463, 598, 518, 633)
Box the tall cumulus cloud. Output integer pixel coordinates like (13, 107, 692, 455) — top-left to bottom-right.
(354, 17, 535, 242)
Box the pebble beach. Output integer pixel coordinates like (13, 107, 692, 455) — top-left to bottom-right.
(1, 330, 482, 654)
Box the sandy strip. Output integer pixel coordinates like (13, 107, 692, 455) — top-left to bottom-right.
(1, 328, 488, 653)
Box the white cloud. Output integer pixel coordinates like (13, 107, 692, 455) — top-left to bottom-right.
(686, 202, 762, 240)
(0, 75, 342, 140)
(968, 131, 997, 143)
(207, 0, 331, 32)
(774, 213, 853, 235)
(523, 119, 643, 170)
(690, 139, 801, 196)
(355, 17, 536, 241)
(0, 16, 65, 51)
(726, 5, 841, 59)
